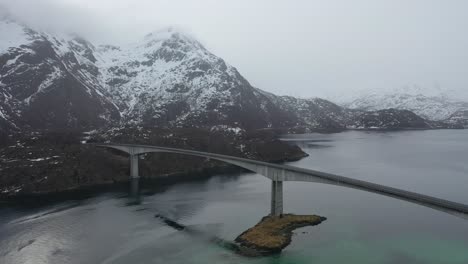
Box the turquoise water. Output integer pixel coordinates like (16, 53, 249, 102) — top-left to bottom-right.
(1, 130, 467, 263)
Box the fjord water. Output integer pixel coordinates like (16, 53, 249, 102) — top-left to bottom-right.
(1, 130, 468, 264)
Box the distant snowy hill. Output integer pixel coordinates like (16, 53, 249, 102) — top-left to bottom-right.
(344, 88, 468, 125)
(0, 17, 461, 133)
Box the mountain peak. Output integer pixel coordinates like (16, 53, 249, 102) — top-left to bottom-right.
(142, 26, 204, 50)
(144, 27, 177, 41)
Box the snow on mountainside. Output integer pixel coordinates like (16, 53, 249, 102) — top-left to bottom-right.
(258, 89, 348, 132)
(97, 28, 285, 129)
(94, 27, 351, 131)
(96, 28, 261, 127)
(345, 90, 468, 121)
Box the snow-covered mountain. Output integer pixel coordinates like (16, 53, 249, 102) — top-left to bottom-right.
(345, 89, 468, 123)
(0, 18, 345, 132)
(95, 28, 301, 130)
(0, 17, 460, 133)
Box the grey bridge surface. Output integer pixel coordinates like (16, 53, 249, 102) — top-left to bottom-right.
(95, 143, 468, 220)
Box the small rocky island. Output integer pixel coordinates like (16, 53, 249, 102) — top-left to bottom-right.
(235, 214, 327, 256)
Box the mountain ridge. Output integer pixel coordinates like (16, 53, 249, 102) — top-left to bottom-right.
(0, 18, 461, 133)
(344, 90, 468, 127)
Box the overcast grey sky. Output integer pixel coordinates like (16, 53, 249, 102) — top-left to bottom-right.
(2, 0, 468, 100)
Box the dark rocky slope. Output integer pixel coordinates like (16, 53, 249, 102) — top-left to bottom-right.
(0, 19, 120, 131)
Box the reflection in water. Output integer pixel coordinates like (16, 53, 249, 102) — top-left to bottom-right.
(0, 130, 468, 264)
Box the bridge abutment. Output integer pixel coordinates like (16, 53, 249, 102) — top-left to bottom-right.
(271, 180, 283, 216)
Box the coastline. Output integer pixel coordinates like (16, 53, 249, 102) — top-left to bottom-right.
(1, 126, 465, 201)
(0, 128, 308, 200)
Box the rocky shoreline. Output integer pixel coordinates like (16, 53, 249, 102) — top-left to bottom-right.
(2, 124, 463, 200)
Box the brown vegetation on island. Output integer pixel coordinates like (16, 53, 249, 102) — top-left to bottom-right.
(235, 214, 326, 255)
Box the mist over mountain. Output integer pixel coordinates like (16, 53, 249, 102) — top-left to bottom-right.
(2, 0, 468, 100)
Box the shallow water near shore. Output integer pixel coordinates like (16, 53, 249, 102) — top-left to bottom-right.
(1, 130, 468, 264)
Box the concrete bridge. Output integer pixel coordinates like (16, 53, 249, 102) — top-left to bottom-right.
(95, 143, 468, 220)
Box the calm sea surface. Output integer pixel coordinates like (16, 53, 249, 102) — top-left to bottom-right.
(1, 130, 468, 264)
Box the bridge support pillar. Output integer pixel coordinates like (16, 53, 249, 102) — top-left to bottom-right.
(271, 180, 283, 216)
(130, 154, 139, 179)
(130, 154, 140, 197)
(130, 177, 139, 197)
